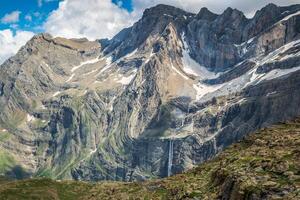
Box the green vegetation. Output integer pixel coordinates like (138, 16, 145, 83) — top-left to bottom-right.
(0, 150, 15, 175)
(0, 119, 300, 199)
(0, 130, 10, 142)
(31, 119, 49, 129)
(36, 167, 55, 179)
(5, 109, 26, 129)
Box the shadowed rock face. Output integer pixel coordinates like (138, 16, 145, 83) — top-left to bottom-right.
(1, 3, 300, 181)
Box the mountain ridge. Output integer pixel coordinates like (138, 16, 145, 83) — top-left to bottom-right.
(0, 3, 300, 182)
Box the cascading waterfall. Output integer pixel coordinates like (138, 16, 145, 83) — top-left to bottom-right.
(167, 139, 174, 177)
(187, 103, 194, 132)
(213, 137, 217, 153)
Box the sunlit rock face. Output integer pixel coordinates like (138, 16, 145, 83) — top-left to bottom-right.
(0, 3, 300, 181)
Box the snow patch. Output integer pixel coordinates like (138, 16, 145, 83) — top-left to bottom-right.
(193, 83, 224, 100)
(236, 98, 246, 104)
(171, 62, 189, 80)
(95, 56, 113, 76)
(257, 65, 300, 84)
(280, 10, 300, 22)
(109, 96, 117, 111)
(66, 74, 75, 83)
(52, 91, 61, 97)
(71, 57, 100, 72)
(235, 37, 255, 56)
(278, 50, 300, 61)
(181, 33, 218, 79)
(94, 50, 137, 78)
(89, 148, 97, 155)
(40, 104, 47, 110)
(242, 68, 265, 88)
(122, 49, 137, 60)
(164, 14, 173, 18)
(27, 114, 35, 122)
(83, 69, 98, 76)
(192, 40, 300, 102)
(42, 62, 52, 71)
(116, 70, 137, 85)
(1, 129, 7, 132)
(266, 91, 277, 97)
(262, 39, 300, 65)
(145, 50, 155, 64)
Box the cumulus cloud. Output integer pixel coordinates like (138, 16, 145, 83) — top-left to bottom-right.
(44, 0, 135, 40)
(1, 11, 21, 24)
(0, 29, 34, 64)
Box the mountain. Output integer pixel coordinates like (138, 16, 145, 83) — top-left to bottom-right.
(1, 119, 300, 199)
(0, 3, 300, 181)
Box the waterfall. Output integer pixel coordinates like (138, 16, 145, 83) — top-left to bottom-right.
(187, 102, 194, 132)
(167, 139, 174, 177)
(190, 118, 194, 132)
(213, 137, 217, 153)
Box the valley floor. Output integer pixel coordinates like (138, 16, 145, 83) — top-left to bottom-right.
(0, 119, 300, 200)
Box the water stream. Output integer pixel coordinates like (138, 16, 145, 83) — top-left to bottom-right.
(167, 139, 174, 177)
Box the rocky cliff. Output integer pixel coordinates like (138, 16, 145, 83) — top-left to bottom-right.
(0, 3, 300, 181)
(1, 119, 300, 199)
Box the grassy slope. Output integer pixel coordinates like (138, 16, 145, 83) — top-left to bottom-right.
(0, 120, 300, 200)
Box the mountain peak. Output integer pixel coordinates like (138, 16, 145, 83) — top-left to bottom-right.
(196, 7, 218, 20)
(142, 4, 192, 19)
(29, 33, 52, 43)
(252, 3, 281, 20)
(222, 7, 245, 18)
(264, 3, 279, 9)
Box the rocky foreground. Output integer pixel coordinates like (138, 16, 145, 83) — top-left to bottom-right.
(1, 119, 299, 200)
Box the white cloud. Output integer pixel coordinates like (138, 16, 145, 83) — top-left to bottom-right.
(0, 29, 34, 64)
(1, 11, 21, 24)
(44, 0, 135, 40)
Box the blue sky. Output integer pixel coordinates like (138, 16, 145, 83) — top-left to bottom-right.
(0, 0, 58, 32)
(0, 0, 132, 33)
(113, 0, 133, 11)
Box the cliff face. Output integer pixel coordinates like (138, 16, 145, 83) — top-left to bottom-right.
(1, 119, 300, 199)
(0, 3, 300, 181)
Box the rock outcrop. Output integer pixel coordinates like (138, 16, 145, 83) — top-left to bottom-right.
(0, 3, 300, 181)
(1, 119, 300, 199)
